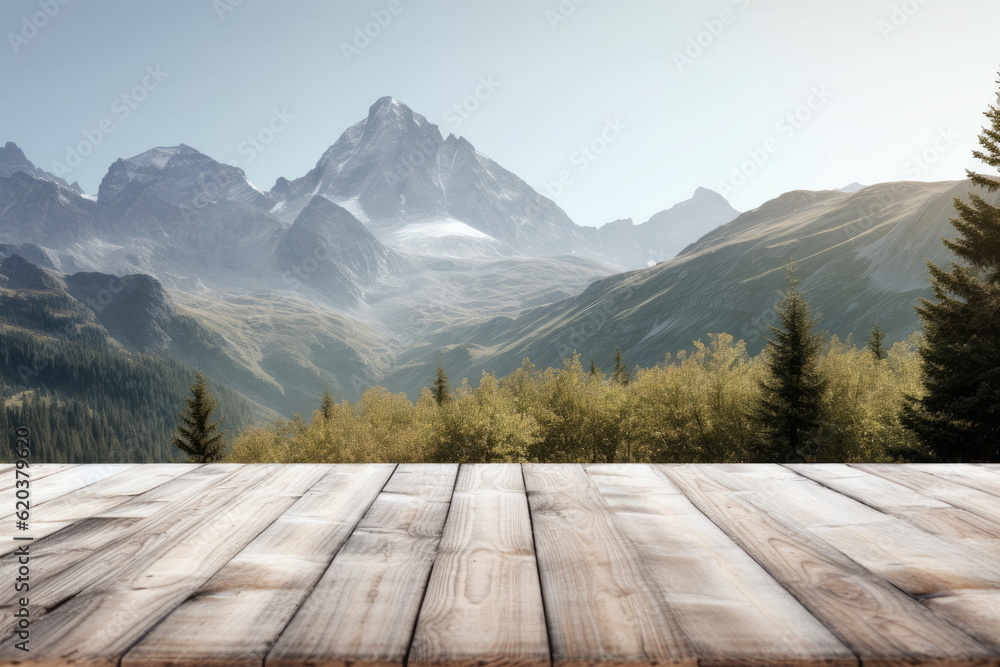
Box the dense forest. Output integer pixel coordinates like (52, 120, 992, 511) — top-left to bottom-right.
(0, 327, 259, 462)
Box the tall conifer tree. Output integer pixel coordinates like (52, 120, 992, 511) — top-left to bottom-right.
(753, 266, 827, 461)
(432, 363, 451, 406)
(868, 323, 887, 361)
(173, 371, 225, 462)
(319, 383, 335, 421)
(903, 75, 1000, 462)
(611, 347, 630, 386)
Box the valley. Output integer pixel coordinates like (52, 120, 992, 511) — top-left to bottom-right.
(1, 97, 989, 460)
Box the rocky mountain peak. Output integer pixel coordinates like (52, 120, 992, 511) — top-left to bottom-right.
(0, 141, 83, 193)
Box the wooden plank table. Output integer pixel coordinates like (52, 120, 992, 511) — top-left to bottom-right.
(1, 464, 999, 666)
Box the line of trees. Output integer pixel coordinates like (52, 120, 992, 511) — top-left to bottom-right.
(222, 325, 928, 464)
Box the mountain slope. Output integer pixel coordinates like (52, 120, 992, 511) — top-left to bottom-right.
(0, 172, 98, 247)
(0, 256, 269, 461)
(270, 196, 405, 304)
(382, 180, 994, 395)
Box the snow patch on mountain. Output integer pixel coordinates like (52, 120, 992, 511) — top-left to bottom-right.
(386, 218, 508, 259)
(396, 219, 496, 240)
(334, 196, 371, 224)
(130, 146, 188, 170)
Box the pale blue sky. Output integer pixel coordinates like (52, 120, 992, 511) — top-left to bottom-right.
(3, 0, 999, 225)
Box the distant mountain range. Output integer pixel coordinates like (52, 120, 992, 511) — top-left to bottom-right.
(382, 180, 996, 396)
(1, 97, 986, 455)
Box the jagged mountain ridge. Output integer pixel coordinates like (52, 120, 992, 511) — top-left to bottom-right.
(268, 96, 595, 256)
(98, 144, 271, 213)
(0, 141, 84, 194)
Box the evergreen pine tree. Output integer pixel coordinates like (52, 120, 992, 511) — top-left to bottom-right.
(173, 371, 226, 463)
(868, 322, 887, 361)
(589, 357, 599, 376)
(611, 347, 630, 385)
(319, 383, 335, 421)
(432, 363, 451, 406)
(753, 266, 827, 462)
(903, 75, 1000, 462)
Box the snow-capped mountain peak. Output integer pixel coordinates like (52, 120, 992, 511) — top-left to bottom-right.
(268, 98, 588, 256)
(97, 144, 270, 211)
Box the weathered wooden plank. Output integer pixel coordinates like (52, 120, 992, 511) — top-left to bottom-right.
(123, 464, 395, 667)
(0, 464, 330, 667)
(0, 466, 272, 638)
(913, 464, 1000, 498)
(0, 463, 79, 496)
(267, 464, 458, 667)
(1, 464, 135, 511)
(789, 464, 1000, 545)
(659, 464, 1000, 666)
(409, 464, 549, 667)
(854, 464, 1000, 535)
(523, 464, 696, 667)
(0, 464, 197, 557)
(587, 464, 856, 667)
(0, 465, 243, 617)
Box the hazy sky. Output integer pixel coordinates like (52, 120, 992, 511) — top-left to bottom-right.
(3, 0, 999, 226)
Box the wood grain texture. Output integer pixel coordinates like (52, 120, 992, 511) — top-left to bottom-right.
(123, 464, 395, 667)
(0, 464, 330, 667)
(915, 465, 1000, 498)
(853, 465, 1000, 538)
(408, 464, 549, 667)
(788, 464, 1000, 544)
(658, 464, 1000, 667)
(586, 464, 855, 667)
(523, 464, 697, 667)
(266, 464, 459, 667)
